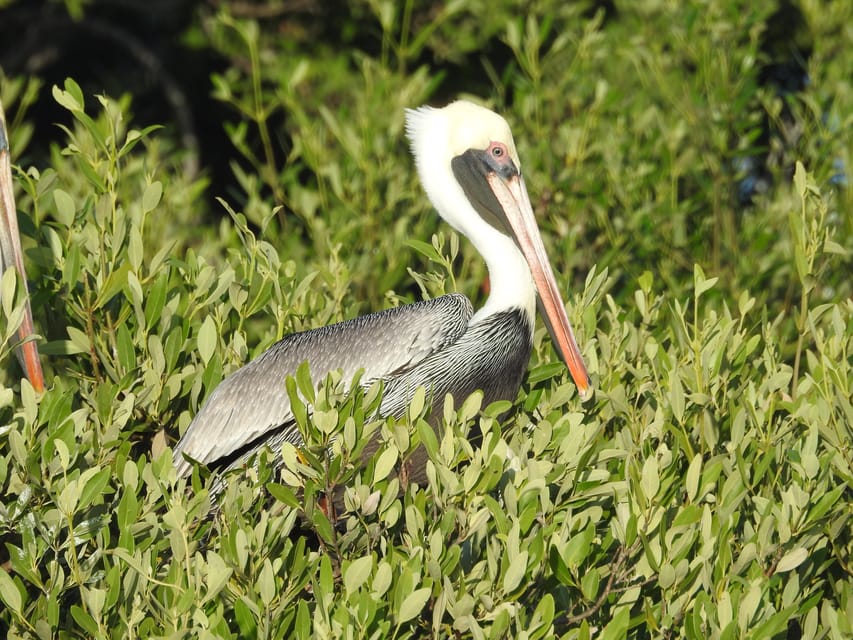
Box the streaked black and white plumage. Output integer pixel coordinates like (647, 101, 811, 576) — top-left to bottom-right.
(173, 100, 590, 483)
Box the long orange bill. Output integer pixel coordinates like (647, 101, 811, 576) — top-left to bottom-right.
(486, 172, 591, 399)
(0, 101, 45, 392)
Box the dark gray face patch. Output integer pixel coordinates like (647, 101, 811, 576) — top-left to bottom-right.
(451, 148, 520, 236)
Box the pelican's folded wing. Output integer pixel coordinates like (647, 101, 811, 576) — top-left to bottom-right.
(173, 293, 472, 475)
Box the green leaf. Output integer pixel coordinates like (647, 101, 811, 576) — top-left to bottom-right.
(373, 445, 398, 483)
(128, 224, 143, 271)
(0, 267, 16, 319)
(77, 157, 107, 192)
(459, 391, 482, 422)
(580, 567, 600, 601)
(82, 587, 106, 618)
(686, 453, 702, 502)
(775, 547, 807, 573)
(294, 600, 310, 639)
(659, 562, 676, 589)
(527, 362, 565, 385)
(203, 552, 233, 602)
(313, 409, 339, 434)
(397, 587, 431, 624)
(344, 555, 373, 594)
(78, 467, 111, 510)
(121, 125, 163, 156)
(63, 241, 82, 288)
(70, 605, 99, 637)
(57, 478, 81, 514)
(295, 361, 316, 404)
(549, 544, 572, 585)
(266, 482, 301, 509)
(52, 82, 81, 112)
(145, 272, 169, 330)
(372, 562, 393, 598)
(601, 606, 630, 640)
(823, 238, 848, 255)
(311, 509, 335, 544)
(126, 270, 143, 308)
(502, 550, 528, 593)
(563, 522, 593, 568)
(641, 456, 660, 500)
(693, 263, 718, 298)
(805, 485, 845, 525)
(142, 180, 163, 214)
(416, 418, 439, 460)
(286, 376, 308, 431)
(673, 504, 702, 528)
(408, 385, 426, 421)
(116, 322, 136, 372)
(6, 543, 42, 588)
(198, 315, 217, 365)
(738, 290, 756, 316)
(530, 592, 555, 636)
(0, 567, 22, 615)
(638, 270, 654, 292)
(234, 598, 257, 638)
(670, 370, 685, 423)
(116, 489, 138, 547)
(793, 160, 806, 197)
(63, 77, 85, 108)
(318, 554, 334, 594)
(257, 558, 275, 606)
(95, 262, 132, 309)
(150, 240, 176, 274)
(405, 238, 442, 263)
(752, 606, 799, 639)
(53, 189, 76, 226)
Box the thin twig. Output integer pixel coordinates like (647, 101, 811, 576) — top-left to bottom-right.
(560, 540, 643, 626)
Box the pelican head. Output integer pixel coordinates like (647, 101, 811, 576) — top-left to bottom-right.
(405, 100, 591, 398)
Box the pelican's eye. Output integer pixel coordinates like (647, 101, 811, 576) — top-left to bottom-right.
(489, 142, 508, 158)
(484, 141, 517, 178)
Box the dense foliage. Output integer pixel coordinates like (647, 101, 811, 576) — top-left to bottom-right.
(1, 0, 851, 638)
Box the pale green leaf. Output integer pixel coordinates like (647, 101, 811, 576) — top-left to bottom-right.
(670, 370, 684, 423)
(372, 562, 393, 598)
(142, 181, 163, 214)
(694, 263, 719, 298)
(257, 559, 275, 606)
(67, 326, 91, 355)
(397, 587, 431, 624)
(601, 607, 630, 640)
(373, 445, 398, 483)
(793, 161, 806, 197)
(128, 225, 143, 271)
(686, 453, 702, 502)
(502, 550, 528, 593)
(344, 556, 372, 594)
(203, 552, 233, 603)
(775, 547, 808, 573)
(53, 189, 76, 226)
(408, 385, 426, 421)
(641, 455, 660, 500)
(198, 315, 217, 365)
(0, 567, 22, 614)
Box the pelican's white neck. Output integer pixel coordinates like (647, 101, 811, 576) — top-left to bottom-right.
(466, 220, 536, 324)
(405, 103, 536, 326)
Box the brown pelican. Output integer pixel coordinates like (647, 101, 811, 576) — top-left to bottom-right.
(173, 100, 590, 485)
(0, 103, 44, 393)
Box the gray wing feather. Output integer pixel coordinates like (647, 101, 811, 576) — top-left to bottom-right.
(173, 293, 472, 475)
